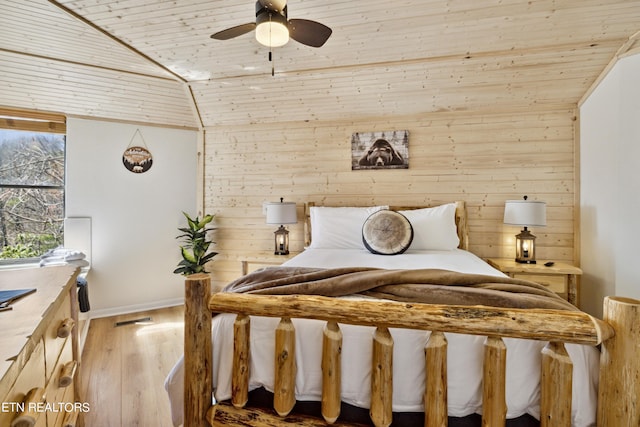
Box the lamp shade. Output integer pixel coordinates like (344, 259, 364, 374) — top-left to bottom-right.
(255, 10, 290, 47)
(503, 200, 546, 227)
(265, 200, 297, 225)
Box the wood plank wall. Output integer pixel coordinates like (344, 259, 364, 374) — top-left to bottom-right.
(204, 108, 577, 288)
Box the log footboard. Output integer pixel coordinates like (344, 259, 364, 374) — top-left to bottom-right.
(184, 275, 640, 427)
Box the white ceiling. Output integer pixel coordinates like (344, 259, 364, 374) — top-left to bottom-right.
(1, 0, 639, 128)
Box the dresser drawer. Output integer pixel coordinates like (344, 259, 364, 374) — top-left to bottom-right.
(513, 273, 567, 294)
(0, 340, 46, 427)
(43, 292, 72, 381)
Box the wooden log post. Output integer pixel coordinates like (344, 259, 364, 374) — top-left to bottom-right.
(67, 270, 82, 402)
(370, 327, 393, 427)
(274, 317, 297, 416)
(540, 342, 572, 427)
(424, 331, 447, 427)
(184, 273, 212, 427)
(322, 321, 342, 424)
(482, 336, 506, 427)
(232, 314, 250, 408)
(597, 296, 640, 426)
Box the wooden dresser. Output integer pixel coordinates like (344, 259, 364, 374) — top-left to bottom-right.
(0, 266, 83, 427)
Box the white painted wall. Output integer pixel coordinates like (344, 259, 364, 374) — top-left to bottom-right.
(580, 54, 640, 317)
(65, 117, 198, 316)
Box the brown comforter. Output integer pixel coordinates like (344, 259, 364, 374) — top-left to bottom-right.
(223, 267, 576, 311)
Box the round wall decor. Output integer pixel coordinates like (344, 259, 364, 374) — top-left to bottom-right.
(123, 129, 153, 173)
(122, 146, 153, 173)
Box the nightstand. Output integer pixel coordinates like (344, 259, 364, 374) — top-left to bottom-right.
(486, 258, 582, 307)
(240, 251, 301, 275)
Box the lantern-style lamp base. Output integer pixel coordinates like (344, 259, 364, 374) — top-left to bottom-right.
(515, 227, 537, 264)
(274, 225, 290, 255)
(266, 198, 297, 255)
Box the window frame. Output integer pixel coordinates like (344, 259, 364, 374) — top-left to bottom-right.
(0, 108, 67, 265)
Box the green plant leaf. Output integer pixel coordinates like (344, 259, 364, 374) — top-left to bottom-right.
(181, 246, 196, 263)
(197, 214, 214, 229)
(173, 266, 190, 275)
(200, 252, 218, 263)
(183, 212, 198, 230)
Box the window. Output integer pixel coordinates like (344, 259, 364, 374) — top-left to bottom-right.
(0, 109, 66, 264)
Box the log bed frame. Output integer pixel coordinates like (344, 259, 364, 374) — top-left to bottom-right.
(182, 202, 640, 427)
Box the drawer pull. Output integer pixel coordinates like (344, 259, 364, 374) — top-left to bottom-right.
(62, 408, 79, 427)
(11, 387, 45, 427)
(59, 360, 78, 388)
(57, 318, 75, 338)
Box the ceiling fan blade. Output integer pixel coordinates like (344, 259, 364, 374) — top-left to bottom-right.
(210, 23, 256, 40)
(258, 0, 287, 12)
(288, 19, 332, 47)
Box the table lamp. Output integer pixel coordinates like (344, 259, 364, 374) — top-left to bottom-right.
(265, 198, 297, 255)
(503, 196, 546, 264)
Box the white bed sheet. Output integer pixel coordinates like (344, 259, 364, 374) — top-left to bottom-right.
(165, 248, 598, 426)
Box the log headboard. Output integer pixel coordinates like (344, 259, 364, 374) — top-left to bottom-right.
(303, 201, 469, 251)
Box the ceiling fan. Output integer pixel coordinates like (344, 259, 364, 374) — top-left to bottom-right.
(210, 0, 332, 48)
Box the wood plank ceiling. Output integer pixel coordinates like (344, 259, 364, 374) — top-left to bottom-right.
(1, 0, 639, 128)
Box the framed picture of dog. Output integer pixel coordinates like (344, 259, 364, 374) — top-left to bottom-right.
(351, 130, 409, 170)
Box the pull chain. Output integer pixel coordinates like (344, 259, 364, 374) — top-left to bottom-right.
(270, 50, 275, 76)
(268, 13, 275, 76)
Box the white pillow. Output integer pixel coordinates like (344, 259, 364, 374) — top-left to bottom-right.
(309, 206, 388, 249)
(399, 203, 460, 250)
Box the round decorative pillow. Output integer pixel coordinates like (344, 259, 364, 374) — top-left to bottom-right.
(362, 210, 413, 255)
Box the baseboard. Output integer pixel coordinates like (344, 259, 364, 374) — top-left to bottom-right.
(87, 297, 185, 319)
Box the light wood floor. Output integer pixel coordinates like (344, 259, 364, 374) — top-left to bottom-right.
(79, 305, 184, 427)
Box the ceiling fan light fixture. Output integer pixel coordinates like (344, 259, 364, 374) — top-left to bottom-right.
(211, 1, 331, 49)
(255, 9, 289, 47)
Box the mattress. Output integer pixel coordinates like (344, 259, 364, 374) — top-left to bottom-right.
(165, 248, 599, 426)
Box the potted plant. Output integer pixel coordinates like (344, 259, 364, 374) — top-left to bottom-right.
(173, 212, 217, 276)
